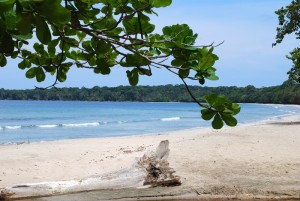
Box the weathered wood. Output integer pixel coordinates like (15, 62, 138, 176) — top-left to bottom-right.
(0, 140, 181, 201)
(139, 140, 181, 187)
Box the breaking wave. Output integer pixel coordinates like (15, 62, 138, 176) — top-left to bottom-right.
(4, 126, 22, 130)
(160, 117, 181, 121)
(0, 117, 184, 131)
(37, 124, 59, 128)
(62, 122, 100, 127)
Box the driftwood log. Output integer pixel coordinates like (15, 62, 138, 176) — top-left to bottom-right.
(139, 140, 181, 187)
(0, 140, 181, 200)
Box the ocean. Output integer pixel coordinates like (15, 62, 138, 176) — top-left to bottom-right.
(0, 100, 299, 143)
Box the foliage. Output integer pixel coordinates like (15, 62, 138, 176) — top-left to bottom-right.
(0, 0, 240, 129)
(274, 0, 300, 82)
(1, 80, 299, 104)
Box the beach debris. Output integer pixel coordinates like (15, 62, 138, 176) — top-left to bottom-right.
(118, 146, 146, 154)
(0, 140, 181, 200)
(139, 140, 181, 187)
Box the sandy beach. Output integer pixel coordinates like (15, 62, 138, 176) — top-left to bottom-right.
(1, 115, 300, 200)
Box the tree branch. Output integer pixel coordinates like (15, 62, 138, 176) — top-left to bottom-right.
(181, 78, 209, 109)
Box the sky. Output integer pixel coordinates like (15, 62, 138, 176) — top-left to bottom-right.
(0, 0, 296, 89)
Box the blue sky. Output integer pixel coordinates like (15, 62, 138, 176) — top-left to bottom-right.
(0, 0, 296, 89)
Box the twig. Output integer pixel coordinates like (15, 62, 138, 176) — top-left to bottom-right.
(181, 78, 208, 109)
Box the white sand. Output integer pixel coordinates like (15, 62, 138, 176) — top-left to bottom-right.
(0, 115, 300, 196)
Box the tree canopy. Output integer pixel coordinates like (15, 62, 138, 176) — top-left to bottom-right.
(0, 0, 240, 129)
(1, 81, 300, 104)
(274, 0, 300, 82)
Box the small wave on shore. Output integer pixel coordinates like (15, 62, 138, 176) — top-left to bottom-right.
(62, 122, 100, 127)
(160, 117, 181, 121)
(4, 126, 22, 130)
(0, 117, 193, 131)
(37, 124, 59, 128)
(1, 102, 300, 143)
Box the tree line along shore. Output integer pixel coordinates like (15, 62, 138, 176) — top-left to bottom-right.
(0, 81, 299, 104)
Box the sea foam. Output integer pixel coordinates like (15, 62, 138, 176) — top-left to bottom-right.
(62, 122, 100, 127)
(37, 124, 59, 128)
(4, 126, 22, 130)
(160, 117, 181, 121)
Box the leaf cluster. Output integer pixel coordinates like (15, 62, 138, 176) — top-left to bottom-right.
(274, 0, 300, 82)
(0, 0, 240, 128)
(201, 94, 240, 129)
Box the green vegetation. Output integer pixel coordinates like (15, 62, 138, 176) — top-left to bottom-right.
(0, 0, 240, 129)
(1, 81, 299, 104)
(274, 0, 300, 82)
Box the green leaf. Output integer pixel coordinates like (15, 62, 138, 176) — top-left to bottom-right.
(204, 94, 233, 111)
(199, 77, 205, 85)
(203, 94, 219, 106)
(115, 5, 134, 15)
(0, 55, 7, 67)
(25, 67, 37, 79)
(150, 0, 172, 8)
(15, 0, 22, 14)
(198, 48, 219, 70)
(77, 31, 86, 41)
(126, 54, 151, 66)
(0, 33, 14, 54)
(101, 5, 110, 13)
(221, 114, 237, 127)
(178, 68, 190, 77)
(33, 43, 44, 54)
(64, 37, 79, 47)
(127, 68, 139, 86)
(212, 113, 223, 129)
(37, 0, 71, 24)
(171, 59, 185, 67)
(88, 57, 96, 66)
(82, 41, 93, 52)
(231, 103, 241, 115)
(61, 62, 73, 68)
(18, 59, 31, 69)
(43, 65, 56, 74)
(162, 24, 197, 44)
(206, 73, 219, 81)
(29, 55, 41, 65)
(21, 49, 31, 57)
(65, 27, 76, 36)
(57, 68, 67, 82)
(36, 67, 45, 82)
(107, 27, 123, 36)
(96, 58, 111, 75)
(0, 0, 14, 13)
(201, 109, 216, 120)
(10, 51, 18, 59)
(35, 15, 51, 44)
(66, 50, 78, 60)
(17, 13, 33, 34)
(137, 67, 152, 76)
(94, 66, 110, 75)
(123, 15, 155, 35)
(59, 40, 70, 51)
(4, 9, 21, 29)
(48, 38, 60, 56)
(11, 33, 32, 40)
(96, 40, 111, 54)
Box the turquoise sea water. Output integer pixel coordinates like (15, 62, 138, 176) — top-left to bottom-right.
(0, 100, 299, 143)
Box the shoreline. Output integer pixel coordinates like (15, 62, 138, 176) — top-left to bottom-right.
(1, 112, 300, 147)
(1, 102, 300, 145)
(1, 114, 300, 200)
